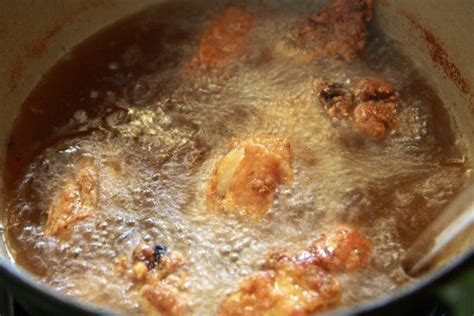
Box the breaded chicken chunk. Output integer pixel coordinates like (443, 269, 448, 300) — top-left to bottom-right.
(352, 78, 398, 138)
(353, 101, 398, 138)
(278, 0, 373, 62)
(313, 79, 354, 119)
(313, 77, 399, 138)
(117, 243, 188, 316)
(266, 226, 372, 273)
(218, 261, 341, 316)
(206, 136, 292, 217)
(353, 77, 397, 103)
(309, 226, 373, 272)
(141, 282, 186, 316)
(219, 226, 371, 315)
(45, 157, 98, 238)
(190, 7, 253, 68)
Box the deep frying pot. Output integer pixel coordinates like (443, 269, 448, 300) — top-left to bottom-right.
(0, 1, 473, 315)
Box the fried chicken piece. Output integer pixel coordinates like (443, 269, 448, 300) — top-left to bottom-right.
(353, 101, 398, 138)
(155, 251, 186, 280)
(133, 243, 158, 270)
(190, 7, 253, 68)
(44, 158, 98, 238)
(353, 78, 398, 138)
(353, 77, 397, 102)
(313, 79, 354, 119)
(206, 136, 292, 217)
(141, 282, 186, 316)
(117, 243, 188, 316)
(266, 226, 372, 273)
(133, 243, 169, 270)
(140, 251, 188, 316)
(279, 0, 373, 62)
(218, 271, 277, 316)
(313, 77, 399, 138)
(218, 261, 341, 316)
(219, 226, 371, 315)
(309, 226, 373, 272)
(129, 243, 186, 285)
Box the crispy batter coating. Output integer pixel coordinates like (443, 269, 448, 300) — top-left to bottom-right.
(141, 282, 186, 316)
(118, 243, 188, 316)
(218, 271, 277, 316)
(353, 78, 398, 138)
(206, 135, 292, 217)
(314, 77, 399, 138)
(267, 226, 372, 273)
(219, 226, 371, 315)
(218, 262, 340, 316)
(309, 226, 373, 272)
(44, 158, 98, 238)
(280, 0, 373, 62)
(139, 251, 187, 316)
(353, 100, 398, 138)
(313, 79, 354, 119)
(155, 251, 186, 280)
(353, 78, 397, 103)
(133, 243, 158, 270)
(191, 7, 253, 68)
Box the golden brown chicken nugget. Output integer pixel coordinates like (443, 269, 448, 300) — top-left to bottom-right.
(141, 282, 186, 316)
(353, 100, 398, 138)
(218, 260, 340, 316)
(352, 78, 398, 138)
(191, 7, 253, 68)
(45, 158, 98, 238)
(279, 0, 373, 62)
(207, 136, 292, 217)
(117, 242, 188, 316)
(353, 77, 397, 103)
(313, 77, 399, 138)
(313, 79, 355, 119)
(219, 226, 371, 315)
(310, 226, 373, 272)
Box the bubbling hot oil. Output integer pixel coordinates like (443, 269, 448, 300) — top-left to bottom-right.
(4, 1, 470, 315)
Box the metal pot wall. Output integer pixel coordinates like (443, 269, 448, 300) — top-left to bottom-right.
(0, 0, 473, 315)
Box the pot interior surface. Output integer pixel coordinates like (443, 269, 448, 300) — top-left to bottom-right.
(0, 0, 472, 315)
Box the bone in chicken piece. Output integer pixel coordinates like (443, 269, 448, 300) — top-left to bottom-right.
(278, 0, 373, 62)
(206, 135, 292, 217)
(45, 158, 98, 238)
(190, 6, 253, 68)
